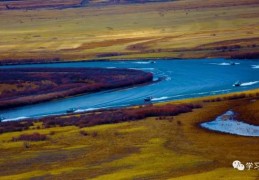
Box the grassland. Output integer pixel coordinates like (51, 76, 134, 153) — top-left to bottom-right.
(0, 0, 259, 64)
(0, 89, 259, 179)
(1, 0, 259, 179)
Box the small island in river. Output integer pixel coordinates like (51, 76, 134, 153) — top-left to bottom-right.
(0, 68, 153, 109)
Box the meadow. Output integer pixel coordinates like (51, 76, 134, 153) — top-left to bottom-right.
(0, 90, 259, 179)
(0, 0, 259, 64)
(0, 68, 153, 109)
(0, 0, 259, 179)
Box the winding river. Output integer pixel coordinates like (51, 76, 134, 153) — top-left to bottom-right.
(0, 58, 259, 121)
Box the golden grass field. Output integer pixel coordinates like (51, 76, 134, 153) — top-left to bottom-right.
(1, 0, 259, 179)
(0, 90, 259, 179)
(0, 0, 259, 64)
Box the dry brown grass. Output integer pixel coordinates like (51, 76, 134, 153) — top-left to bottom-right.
(0, 0, 259, 64)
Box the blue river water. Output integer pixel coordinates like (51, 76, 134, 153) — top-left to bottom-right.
(0, 58, 259, 121)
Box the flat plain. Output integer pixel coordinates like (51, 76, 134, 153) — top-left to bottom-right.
(0, 0, 259, 64)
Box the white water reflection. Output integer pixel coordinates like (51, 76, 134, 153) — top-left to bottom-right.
(201, 110, 259, 137)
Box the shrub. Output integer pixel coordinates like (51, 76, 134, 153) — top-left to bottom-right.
(177, 120, 182, 126)
(114, 131, 121, 136)
(49, 131, 55, 135)
(203, 92, 255, 103)
(92, 131, 98, 137)
(42, 103, 201, 128)
(0, 120, 33, 134)
(0, 103, 202, 134)
(23, 142, 30, 149)
(79, 130, 88, 136)
(12, 133, 47, 142)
